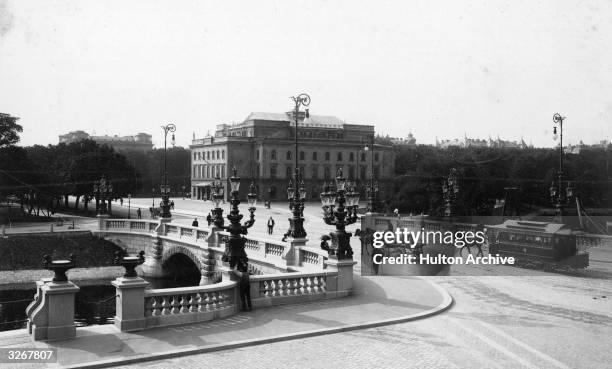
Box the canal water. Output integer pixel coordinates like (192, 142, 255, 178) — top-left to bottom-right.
(0, 274, 200, 332)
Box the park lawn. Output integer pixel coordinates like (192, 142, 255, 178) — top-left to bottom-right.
(0, 233, 122, 271)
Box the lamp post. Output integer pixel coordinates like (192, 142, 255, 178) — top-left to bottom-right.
(363, 134, 378, 213)
(442, 168, 459, 217)
(93, 176, 113, 215)
(218, 168, 258, 268)
(320, 168, 360, 259)
(550, 113, 573, 221)
(152, 187, 155, 207)
(127, 194, 131, 219)
(181, 185, 186, 200)
(210, 176, 225, 228)
(160, 124, 176, 219)
(287, 93, 311, 239)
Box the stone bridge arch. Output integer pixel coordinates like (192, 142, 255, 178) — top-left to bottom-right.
(160, 244, 217, 285)
(161, 245, 205, 272)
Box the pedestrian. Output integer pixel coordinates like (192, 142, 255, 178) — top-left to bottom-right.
(206, 213, 212, 226)
(120, 198, 123, 206)
(170, 200, 175, 210)
(393, 208, 399, 217)
(192, 217, 199, 227)
(267, 216, 275, 234)
(136, 208, 142, 219)
(233, 262, 252, 311)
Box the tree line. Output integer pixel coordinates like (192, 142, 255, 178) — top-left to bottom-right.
(1, 118, 189, 217)
(386, 143, 612, 216)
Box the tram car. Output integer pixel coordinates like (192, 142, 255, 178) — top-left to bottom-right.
(487, 220, 589, 271)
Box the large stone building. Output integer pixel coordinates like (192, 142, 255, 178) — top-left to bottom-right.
(59, 131, 153, 152)
(189, 112, 395, 202)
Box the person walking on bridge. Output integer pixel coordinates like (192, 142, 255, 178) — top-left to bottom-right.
(267, 216, 275, 234)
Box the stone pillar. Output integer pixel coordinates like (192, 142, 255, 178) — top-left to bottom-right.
(97, 213, 109, 231)
(324, 258, 357, 292)
(199, 249, 216, 285)
(141, 219, 168, 278)
(28, 281, 80, 341)
(111, 276, 149, 332)
(285, 237, 308, 266)
(205, 225, 225, 248)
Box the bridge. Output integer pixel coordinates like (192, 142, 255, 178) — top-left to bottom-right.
(94, 218, 330, 285)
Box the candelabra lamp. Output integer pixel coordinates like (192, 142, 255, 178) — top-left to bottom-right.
(286, 178, 307, 237)
(320, 169, 360, 259)
(210, 176, 225, 228)
(93, 176, 113, 215)
(549, 180, 574, 221)
(442, 168, 459, 218)
(219, 168, 258, 268)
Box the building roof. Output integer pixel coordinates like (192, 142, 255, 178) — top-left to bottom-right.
(244, 112, 346, 128)
(244, 112, 290, 122)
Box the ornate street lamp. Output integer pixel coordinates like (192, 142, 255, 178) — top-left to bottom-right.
(93, 176, 113, 215)
(442, 168, 459, 217)
(160, 123, 176, 219)
(218, 168, 258, 268)
(210, 176, 225, 228)
(363, 134, 378, 212)
(320, 168, 360, 260)
(550, 113, 573, 221)
(127, 193, 131, 219)
(287, 93, 311, 239)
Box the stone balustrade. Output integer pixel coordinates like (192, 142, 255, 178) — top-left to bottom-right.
(142, 281, 238, 329)
(104, 219, 157, 233)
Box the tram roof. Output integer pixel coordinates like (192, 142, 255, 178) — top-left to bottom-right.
(488, 220, 572, 235)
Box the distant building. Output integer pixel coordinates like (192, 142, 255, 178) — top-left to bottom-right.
(436, 135, 530, 149)
(389, 132, 417, 146)
(564, 140, 611, 154)
(190, 112, 395, 201)
(58, 131, 153, 152)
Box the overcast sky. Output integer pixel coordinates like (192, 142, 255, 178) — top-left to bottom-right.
(1, 0, 611, 148)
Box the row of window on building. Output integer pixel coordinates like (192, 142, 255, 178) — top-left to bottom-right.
(193, 164, 227, 179)
(193, 149, 226, 162)
(192, 163, 380, 181)
(270, 164, 380, 180)
(259, 150, 379, 162)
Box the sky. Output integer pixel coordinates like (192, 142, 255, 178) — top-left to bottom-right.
(1, 0, 612, 149)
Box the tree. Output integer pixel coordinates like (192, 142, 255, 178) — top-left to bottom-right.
(0, 114, 23, 147)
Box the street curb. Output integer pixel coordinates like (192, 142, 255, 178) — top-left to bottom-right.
(62, 278, 453, 369)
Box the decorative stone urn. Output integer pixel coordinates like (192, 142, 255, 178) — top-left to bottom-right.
(115, 250, 145, 278)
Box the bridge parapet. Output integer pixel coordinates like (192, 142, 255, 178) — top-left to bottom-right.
(143, 280, 238, 329)
(111, 265, 351, 332)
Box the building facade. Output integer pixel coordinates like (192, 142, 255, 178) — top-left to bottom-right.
(59, 131, 153, 152)
(189, 112, 395, 202)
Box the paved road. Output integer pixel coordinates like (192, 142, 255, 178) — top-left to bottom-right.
(120, 273, 611, 369)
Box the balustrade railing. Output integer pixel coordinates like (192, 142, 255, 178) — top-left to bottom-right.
(251, 271, 334, 301)
(142, 281, 237, 328)
(104, 219, 157, 233)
